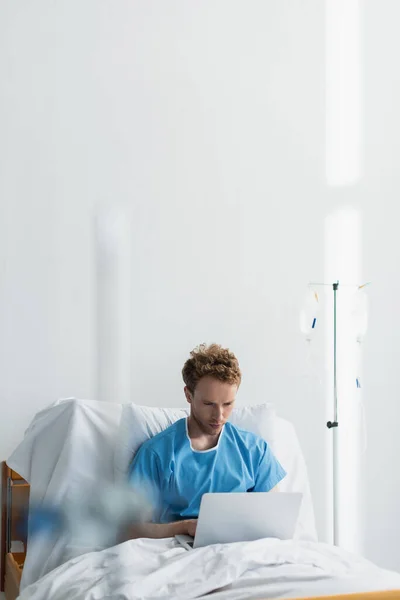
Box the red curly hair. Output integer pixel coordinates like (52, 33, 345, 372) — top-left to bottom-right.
(182, 343, 242, 393)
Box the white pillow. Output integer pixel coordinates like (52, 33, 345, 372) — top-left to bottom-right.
(270, 416, 318, 542)
(113, 402, 277, 480)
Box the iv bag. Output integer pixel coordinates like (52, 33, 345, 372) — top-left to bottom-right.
(351, 287, 368, 342)
(300, 288, 320, 338)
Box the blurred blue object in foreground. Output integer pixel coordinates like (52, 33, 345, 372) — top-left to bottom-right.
(29, 505, 64, 537)
(28, 481, 153, 549)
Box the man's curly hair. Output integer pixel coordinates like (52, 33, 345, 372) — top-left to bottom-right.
(182, 343, 242, 393)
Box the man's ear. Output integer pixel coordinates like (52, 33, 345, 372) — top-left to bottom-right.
(184, 386, 192, 404)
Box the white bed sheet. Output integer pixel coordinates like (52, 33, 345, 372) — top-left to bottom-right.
(7, 398, 123, 589)
(17, 537, 400, 600)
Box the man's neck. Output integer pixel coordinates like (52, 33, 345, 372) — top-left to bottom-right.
(187, 415, 220, 451)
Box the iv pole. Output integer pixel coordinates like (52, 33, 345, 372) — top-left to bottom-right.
(308, 279, 340, 546)
(326, 281, 339, 546)
(307, 279, 369, 547)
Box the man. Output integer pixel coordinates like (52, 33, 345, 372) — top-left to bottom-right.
(127, 343, 286, 540)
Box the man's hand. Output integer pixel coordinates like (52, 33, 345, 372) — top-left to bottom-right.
(184, 519, 197, 537)
(122, 518, 198, 541)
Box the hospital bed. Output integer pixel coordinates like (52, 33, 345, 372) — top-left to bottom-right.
(1, 398, 400, 600)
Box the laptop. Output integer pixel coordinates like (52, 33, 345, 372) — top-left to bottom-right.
(175, 491, 302, 550)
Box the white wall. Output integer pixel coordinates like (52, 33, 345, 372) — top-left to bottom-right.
(1, 0, 399, 571)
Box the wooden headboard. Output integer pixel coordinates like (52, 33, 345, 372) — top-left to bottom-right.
(1, 462, 30, 591)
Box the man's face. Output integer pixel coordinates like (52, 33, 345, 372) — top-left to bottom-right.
(184, 376, 237, 436)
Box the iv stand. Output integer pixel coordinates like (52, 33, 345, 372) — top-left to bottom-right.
(308, 279, 340, 545)
(326, 281, 339, 546)
(308, 278, 369, 547)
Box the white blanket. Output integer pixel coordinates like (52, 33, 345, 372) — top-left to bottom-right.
(17, 538, 400, 600)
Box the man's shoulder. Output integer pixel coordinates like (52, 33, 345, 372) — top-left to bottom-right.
(225, 422, 267, 449)
(139, 417, 184, 453)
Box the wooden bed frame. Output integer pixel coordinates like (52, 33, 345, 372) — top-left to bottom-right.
(1, 462, 29, 600)
(1, 461, 399, 600)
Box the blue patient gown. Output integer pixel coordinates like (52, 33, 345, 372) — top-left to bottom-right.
(129, 417, 286, 523)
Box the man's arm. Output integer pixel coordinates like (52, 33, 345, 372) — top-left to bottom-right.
(251, 442, 286, 493)
(121, 519, 197, 542)
(126, 448, 198, 542)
